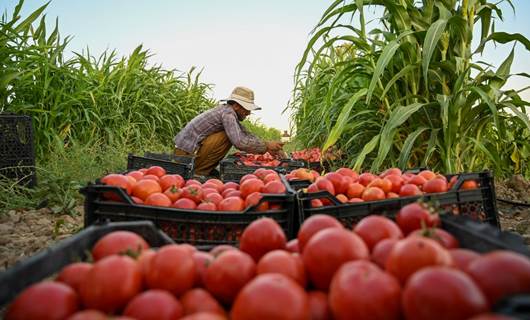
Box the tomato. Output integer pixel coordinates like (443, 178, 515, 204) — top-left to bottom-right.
(66, 310, 107, 320)
(422, 177, 448, 194)
(230, 274, 310, 320)
(79, 255, 142, 313)
(222, 189, 240, 198)
(204, 250, 256, 304)
(223, 181, 240, 191)
(449, 248, 481, 271)
(101, 174, 132, 201)
(336, 168, 358, 180)
(6, 281, 79, 320)
(311, 199, 324, 207)
(335, 194, 348, 203)
(462, 180, 479, 190)
(385, 237, 453, 284)
(132, 196, 144, 204)
(466, 314, 515, 320)
(209, 245, 237, 257)
(127, 170, 144, 181)
(142, 174, 160, 181)
(159, 174, 185, 191)
(180, 288, 226, 316)
(396, 202, 440, 235)
(403, 267, 488, 320)
(371, 238, 398, 269)
(218, 196, 245, 211)
(417, 170, 436, 181)
(348, 197, 364, 203)
(379, 168, 402, 178)
(196, 202, 216, 211)
(186, 179, 202, 187)
(315, 177, 335, 195)
(353, 215, 403, 251)
(384, 174, 404, 193)
(358, 172, 377, 186)
(409, 227, 459, 249)
(240, 174, 259, 184)
(164, 186, 183, 202)
(408, 175, 427, 187)
(399, 184, 423, 197)
(244, 192, 269, 211)
(257, 250, 306, 287)
(329, 261, 401, 320)
(145, 245, 195, 296)
(56, 262, 93, 292)
(262, 180, 286, 194)
(367, 178, 392, 194)
(137, 249, 156, 286)
(145, 165, 166, 177)
(308, 291, 332, 320)
(205, 178, 224, 188)
(204, 192, 223, 206)
(239, 179, 264, 199)
(303, 228, 369, 290)
(172, 198, 197, 209)
(361, 187, 386, 202)
(387, 192, 399, 198)
(467, 250, 530, 306)
(346, 182, 365, 199)
(286, 239, 299, 253)
(182, 185, 204, 204)
(297, 214, 343, 252)
(144, 192, 172, 207)
(240, 218, 287, 262)
(91, 231, 149, 261)
(132, 179, 162, 201)
(179, 312, 227, 320)
(263, 172, 281, 184)
(123, 289, 183, 320)
(324, 173, 347, 194)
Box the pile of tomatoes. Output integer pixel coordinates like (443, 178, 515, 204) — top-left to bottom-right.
(287, 167, 478, 206)
(231, 152, 283, 167)
(99, 167, 287, 212)
(291, 147, 322, 163)
(6, 201, 530, 320)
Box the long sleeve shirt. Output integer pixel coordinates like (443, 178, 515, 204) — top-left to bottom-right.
(173, 104, 267, 154)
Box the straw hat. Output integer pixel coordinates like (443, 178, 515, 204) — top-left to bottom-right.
(222, 86, 261, 111)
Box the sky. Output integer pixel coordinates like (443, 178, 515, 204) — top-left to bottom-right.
(2, 0, 530, 132)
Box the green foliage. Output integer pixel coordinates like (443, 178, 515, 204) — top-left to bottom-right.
(290, 0, 530, 177)
(243, 118, 282, 141)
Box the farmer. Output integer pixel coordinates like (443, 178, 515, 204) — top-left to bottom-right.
(173, 86, 285, 177)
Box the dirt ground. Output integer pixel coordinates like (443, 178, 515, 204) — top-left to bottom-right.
(0, 176, 529, 271)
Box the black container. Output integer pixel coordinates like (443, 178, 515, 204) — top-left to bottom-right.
(127, 153, 194, 179)
(0, 221, 173, 308)
(0, 113, 36, 187)
(81, 177, 297, 249)
(297, 171, 500, 228)
(220, 157, 305, 182)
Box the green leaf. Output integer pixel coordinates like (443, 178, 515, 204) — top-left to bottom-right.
(366, 40, 399, 104)
(14, 1, 50, 33)
(398, 127, 429, 170)
(354, 134, 380, 172)
(507, 104, 530, 132)
(422, 19, 447, 90)
(475, 32, 530, 53)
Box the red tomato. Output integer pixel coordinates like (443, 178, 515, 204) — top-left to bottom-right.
(417, 170, 436, 181)
(197, 202, 217, 211)
(308, 291, 332, 320)
(239, 179, 265, 198)
(240, 174, 259, 184)
(399, 183, 423, 197)
(132, 179, 162, 201)
(346, 182, 365, 199)
(466, 314, 515, 320)
(361, 187, 386, 201)
(218, 196, 245, 211)
(467, 250, 530, 306)
(142, 174, 160, 181)
(137, 249, 156, 286)
(91, 231, 149, 261)
(403, 267, 488, 320)
(311, 199, 324, 207)
(193, 251, 214, 287)
(56, 262, 93, 292)
(336, 168, 358, 180)
(179, 312, 227, 320)
(145, 245, 196, 296)
(384, 175, 404, 193)
(371, 238, 398, 269)
(172, 198, 197, 210)
(182, 185, 204, 204)
(66, 309, 107, 320)
(353, 215, 403, 251)
(223, 181, 240, 191)
(180, 288, 226, 316)
(101, 174, 132, 201)
(127, 170, 144, 181)
(223, 189, 241, 199)
(329, 261, 401, 320)
(209, 245, 238, 257)
(6, 281, 79, 320)
(324, 172, 347, 194)
(409, 227, 459, 249)
(449, 248, 481, 271)
(244, 192, 269, 211)
(239, 218, 287, 262)
(164, 186, 183, 202)
(303, 228, 369, 290)
(385, 237, 453, 284)
(159, 174, 185, 191)
(202, 187, 220, 196)
(262, 180, 286, 194)
(79, 255, 142, 313)
(230, 274, 310, 320)
(257, 250, 306, 287)
(357, 172, 377, 186)
(204, 250, 256, 304)
(263, 172, 281, 184)
(297, 214, 343, 252)
(204, 192, 223, 206)
(144, 192, 172, 207)
(146, 165, 166, 177)
(286, 238, 300, 253)
(185, 179, 202, 186)
(315, 177, 335, 195)
(123, 289, 183, 320)
(379, 168, 402, 178)
(422, 177, 448, 193)
(408, 175, 427, 187)
(367, 178, 392, 194)
(396, 202, 440, 235)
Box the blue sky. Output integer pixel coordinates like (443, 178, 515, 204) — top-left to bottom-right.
(2, 0, 530, 131)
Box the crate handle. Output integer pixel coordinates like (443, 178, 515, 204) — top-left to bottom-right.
(80, 184, 135, 205)
(298, 190, 343, 206)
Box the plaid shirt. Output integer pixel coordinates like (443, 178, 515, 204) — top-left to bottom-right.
(174, 104, 267, 154)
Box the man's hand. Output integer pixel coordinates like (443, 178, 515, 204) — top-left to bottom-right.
(265, 141, 286, 158)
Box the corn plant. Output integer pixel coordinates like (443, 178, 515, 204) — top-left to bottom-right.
(290, 0, 530, 177)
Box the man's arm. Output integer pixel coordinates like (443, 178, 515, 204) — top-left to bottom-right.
(222, 112, 267, 154)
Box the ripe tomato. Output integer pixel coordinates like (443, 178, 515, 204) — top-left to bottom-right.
(142, 174, 160, 181)
(346, 182, 365, 199)
(257, 250, 306, 287)
(197, 202, 217, 211)
(244, 192, 269, 211)
(422, 177, 448, 194)
(79, 255, 142, 313)
(240, 174, 259, 184)
(66, 310, 108, 320)
(361, 187, 386, 201)
(137, 249, 156, 286)
(6, 281, 79, 320)
(286, 239, 300, 253)
(449, 248, 481, 271)
(223, 181, 240, 191)
(222, 188, 239, 198)
(357, 172, 377, 186)
(311, 199, 324, 207)
(193, 251, 214, 287)
(164, 186, 183, 202)
(240, 218, 287, 262)
(179, 312, 227, 320)
(127, 170, 144, 181)
(384, 174, 404, 193)
(417, 170, 436, 181)
(408, 175, 427, 187)
(145, 245, 196, 296)
(336, 167, 358, 180)
(172, 197, 197, 209)
(308, 291, 332, 320)
(123, 290, 183, 320)
(262, 180, 286, 194)
(409, 227, 459, 249)
(399, 184, 423, 197)
(371, 238, 398, 269)
(325, 172, 347, 194)
(353, 215, 403, 251)
(209, 244, 238, 257)
(146, 165, 166, 177)
(367, 178, 392, 194)
(230, 274, 310, 320)
(144, 192, 172, 207)
(303, 228, 369, 290)
(204, 250, 256, 304)
(132, 179, 162, 201)
(467, 251, 530, 306)
(403, 267, 488, 320)
(335, 194, 348, 203)
(204, 192, 223, 206)
(297, 214, 343, 252)
(385, 237, 453, 284)
(101, 174, 132, 201)
(315, 177, 335, 195)
(263, 172, 281, 184)
(396, 202, 440, 235)
(329, 261, 401, 320)
(182, 185, 204, 203)
(218, 196, 245, 211)
(186, 179, 202, 186)
(91, 231, 149, 261)
(180, 288, 226, 316)
(239, 179, 264, 198)
(159, 174, 185, 190)
(379, 168, 402, 178)
(56, 262, 93, 292)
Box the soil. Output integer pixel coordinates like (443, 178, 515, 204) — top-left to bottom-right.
(0, 176, 529, 271)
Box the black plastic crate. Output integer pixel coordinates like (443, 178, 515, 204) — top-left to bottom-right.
(81, 177, 297, 249)
(143, 151, 195, 165)
(0, 113, 36, 187)
(0, 221, 173, 308)
(220, 157, 305, 182)
(127, 153, 194, 179)
(297, 171, 500, 228)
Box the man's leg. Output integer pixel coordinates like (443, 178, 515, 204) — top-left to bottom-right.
(194, 131, 232, 176)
